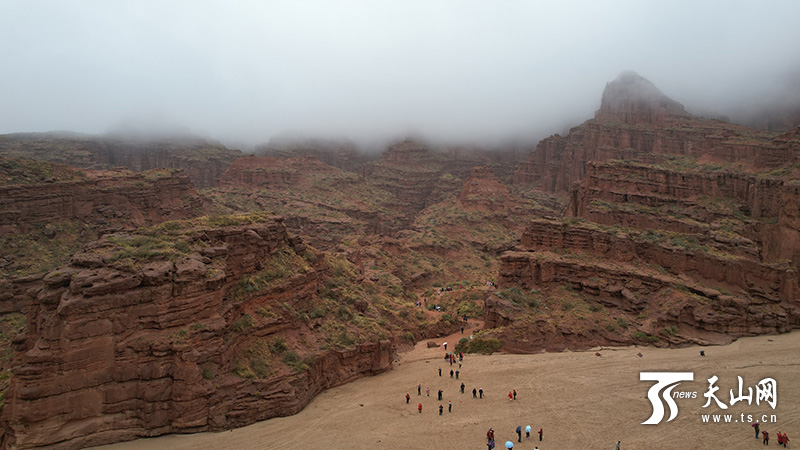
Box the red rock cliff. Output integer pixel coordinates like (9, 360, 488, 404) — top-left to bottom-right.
(0, 217, 393, 449)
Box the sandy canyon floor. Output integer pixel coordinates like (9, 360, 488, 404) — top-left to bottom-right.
(93, 327, 799, 450)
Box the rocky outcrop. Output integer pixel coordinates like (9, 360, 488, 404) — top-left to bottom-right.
(0, 133, 243, 188)
(494, 249, 798, 350)
(219, 155, 321, 188)
(255, 137, 372, 174)
(457, 166, 512, 211)
(567, 162, 800, 264)
(512, 72, 795, 193)
(595, 71, 688, 125)
(520, 219, 797, 302)
(0, 167, 207, 235)
(0, 218, 394, 449)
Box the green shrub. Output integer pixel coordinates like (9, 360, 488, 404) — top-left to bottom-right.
(467, 337, 503, 354)
(283, 351, 310, 373)
(616, 318, 629, 328)
(270, 337, 288, 354)
(231, 314, 255, 333)
(454, 337, 470, 353)
(632, 331, 659, 343)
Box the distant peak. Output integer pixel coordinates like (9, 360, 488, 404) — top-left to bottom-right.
(596, 71, 686, 124)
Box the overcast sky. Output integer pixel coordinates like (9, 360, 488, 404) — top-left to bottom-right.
(2, 1, 799, 148)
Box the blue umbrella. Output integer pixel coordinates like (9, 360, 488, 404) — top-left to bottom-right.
(505, 441, 514, 449)
(526, 425, 531, 433)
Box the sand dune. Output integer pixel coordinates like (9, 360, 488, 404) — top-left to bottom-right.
(93, 328, 799, 450)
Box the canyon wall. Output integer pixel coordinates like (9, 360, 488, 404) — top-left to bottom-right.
(0, 218, 393, 449)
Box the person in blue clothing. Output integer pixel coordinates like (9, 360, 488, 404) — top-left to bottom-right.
(516, 425, 522, 442)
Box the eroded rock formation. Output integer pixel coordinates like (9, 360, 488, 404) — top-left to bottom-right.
(0, 217, 394, 449)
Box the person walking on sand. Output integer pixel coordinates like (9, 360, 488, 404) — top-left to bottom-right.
(754, 422, 761, 439)
(616, 441, 621, 450)
(508, 391, 513, 401)
(418, 403, 422, 414)
(448, 400, 452, 413)
(406, 393, 410, 404)
(763, 430, 769, 445)
(487, 428, 495, 442)
(516, 425, 522, 442)
(460, 382, 465, 393)
(450, 369, 454, 378)
(473, 388, 477, 398)
(438, 389, 443, 401)
(418, 384, 421, 395)
(426, 387, 430, 397)
(439, 404, 443, 415)
(513, 389, 517, 400)
(538, 428, 543, 441)
(456, 370, 460, 379)
(444, 342, 447, 351)
(479, 388, 483, 398)
(439, 367, 442, 376)
(525, 425, 531, 439)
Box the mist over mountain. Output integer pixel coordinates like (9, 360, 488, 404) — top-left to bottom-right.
(2, 2, 800, 147)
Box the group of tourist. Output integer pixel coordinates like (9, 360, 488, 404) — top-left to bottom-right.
(485, 426, 543, 449)
(754, 423, 790, 446)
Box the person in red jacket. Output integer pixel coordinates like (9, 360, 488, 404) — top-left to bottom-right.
(763, 430, 770, 445)
(538, 428, 543, 441)
(508, 391, 513, 401)
(406, 393, 410, 404)
(418, 403, 422, 414)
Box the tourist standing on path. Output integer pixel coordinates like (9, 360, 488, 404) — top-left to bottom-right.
(450, 369, 454, 378)
(444, 342, 447, 350)
(516, 425, 522, 442)
(460, 383, 465, 393)
(438, 367, 442, 376)
(439, 404, 443, 415)
(405, 393, 410, 404)
(418, 403, 422, 414)
(448, 400, 452, 413)
(473, 388, 477, 398)
(539, 428, 543, 441)
(438, 389, 443, 401)
(455, 370, 459, 379)
(417, 384, 421, 395)
(513, 389, 517, 400)
(479, 388, 483, 398)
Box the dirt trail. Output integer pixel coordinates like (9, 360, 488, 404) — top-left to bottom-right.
(93, 331, 800, 450)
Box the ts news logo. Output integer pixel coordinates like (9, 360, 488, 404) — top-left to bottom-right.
(640, 371, 778, 425)
(640, 372, 695, 425)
